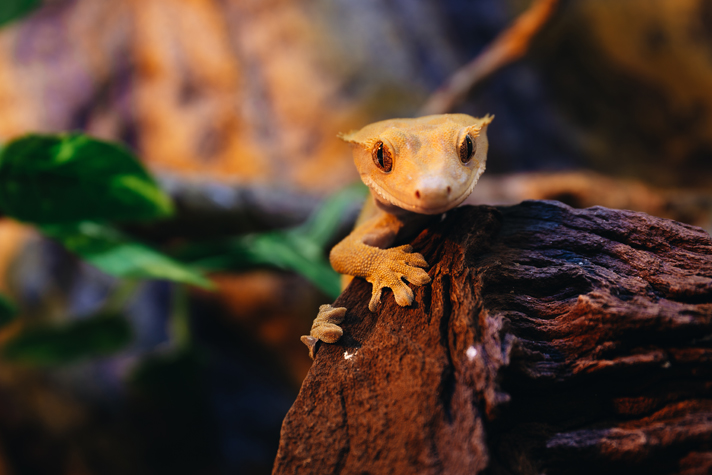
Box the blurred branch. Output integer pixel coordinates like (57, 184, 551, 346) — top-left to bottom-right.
(136, 172, 712, 242)
(129, 176, 362, 242)
(467, 171, 712, 233)
(129, 176, 322, 241)
(420, 0, 561, 115)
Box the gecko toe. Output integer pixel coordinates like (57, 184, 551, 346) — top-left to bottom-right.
(405, 252, 429, 268)
(368, 287, 383, 312)
(301, 335, 319, 360)
(406, 267, 431, 286)
(317, 304, 347, 325)
(392, 244, 414, 253)
(392, 282, 415, 307)
(311, 322, 344, 343)
(309, 304, 347, 344)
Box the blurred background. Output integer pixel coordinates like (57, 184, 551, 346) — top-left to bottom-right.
(0, 0, 710, 473)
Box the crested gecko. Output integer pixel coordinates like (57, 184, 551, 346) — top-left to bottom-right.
(301, 113, 493, 358)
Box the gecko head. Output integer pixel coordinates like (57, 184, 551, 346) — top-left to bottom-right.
(338, 113, 493, 215)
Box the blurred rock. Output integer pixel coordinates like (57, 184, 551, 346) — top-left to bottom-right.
(535, 0, 712, 188)
(469, 171, 712, 232)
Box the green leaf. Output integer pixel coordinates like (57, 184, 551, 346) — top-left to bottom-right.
(0, 134, 173, 225)
(189, 232, 340, 298)
(295, 182, 368, 247)
(0, 293, 17, 328)
(1, 314, 132, 366)
(42, 222, 214, 289)
(237, 185, 367, 297)
(0, 0, 40, 27)
(178, 186, 367, 298)
(249, 233, 341, 298)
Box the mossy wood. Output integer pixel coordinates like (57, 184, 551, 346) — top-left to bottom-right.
(274, 200, 712, 475)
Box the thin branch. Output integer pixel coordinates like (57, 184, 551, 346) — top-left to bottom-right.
(419, 0, 561, 116)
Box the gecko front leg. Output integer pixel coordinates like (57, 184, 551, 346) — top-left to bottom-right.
(331, 210, 431, 312)
(301, 209, 431, 358)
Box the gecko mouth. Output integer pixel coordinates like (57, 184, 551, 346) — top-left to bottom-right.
(363, 176, 480, 215)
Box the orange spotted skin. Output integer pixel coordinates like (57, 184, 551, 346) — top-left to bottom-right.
(302, 114, 493, 356)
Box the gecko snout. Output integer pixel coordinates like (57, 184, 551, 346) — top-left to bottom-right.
(414, 186, 451, 200)
(411, 177, 454, 212)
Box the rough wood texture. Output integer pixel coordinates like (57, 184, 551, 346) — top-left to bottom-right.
(273, 200, 712, 475)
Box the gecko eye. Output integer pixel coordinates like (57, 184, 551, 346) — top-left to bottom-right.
(459, 135, 475, 164)
(372, 141, 393, 172)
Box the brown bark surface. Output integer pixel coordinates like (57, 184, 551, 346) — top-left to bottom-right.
(273, 200, 712, 475)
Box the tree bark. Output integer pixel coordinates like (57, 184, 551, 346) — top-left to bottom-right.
(273, 200, 712, 475)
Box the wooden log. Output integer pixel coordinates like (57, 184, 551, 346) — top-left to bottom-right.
(273, 200, 712, 475)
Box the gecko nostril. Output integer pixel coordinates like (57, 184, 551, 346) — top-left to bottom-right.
(415, 190, 421, 199)
(447, 186, 452, 195)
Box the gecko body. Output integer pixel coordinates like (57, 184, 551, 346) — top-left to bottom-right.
(302, 113, 493, 358)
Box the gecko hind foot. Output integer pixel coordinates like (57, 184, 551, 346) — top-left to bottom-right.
(301, 304, 347, 359)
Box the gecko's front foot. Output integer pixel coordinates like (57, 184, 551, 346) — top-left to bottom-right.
(367, 244, 430, 312)
(300, 304, 347, 359)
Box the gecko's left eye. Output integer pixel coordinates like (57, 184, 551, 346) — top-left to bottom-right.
(459, 135, 475, 164)
(372, 141, 393, 172)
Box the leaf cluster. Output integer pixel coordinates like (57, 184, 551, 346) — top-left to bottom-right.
(0, 133, 361, 366)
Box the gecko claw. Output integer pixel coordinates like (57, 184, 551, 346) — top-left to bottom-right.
(300, 335, 319, 360)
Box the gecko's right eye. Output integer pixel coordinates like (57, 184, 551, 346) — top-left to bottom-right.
(459, 134, 475, 164)
(372, 141, 393, 172)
